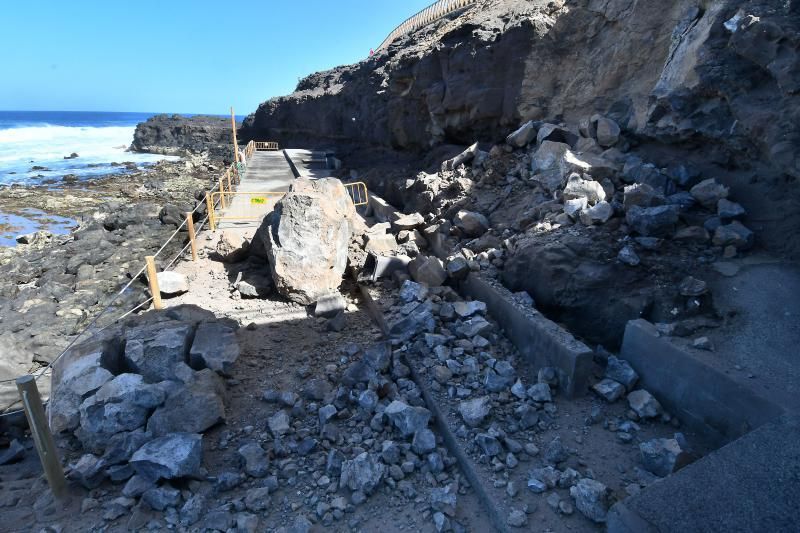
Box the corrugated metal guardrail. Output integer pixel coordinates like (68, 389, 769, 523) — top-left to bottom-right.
(377, 0, 477, 51)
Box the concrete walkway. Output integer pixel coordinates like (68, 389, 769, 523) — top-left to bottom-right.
(216, 150, 295, 236)
(285, 149, 334, 180)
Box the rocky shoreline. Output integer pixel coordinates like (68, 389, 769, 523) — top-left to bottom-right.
(0, 152, 224, 413)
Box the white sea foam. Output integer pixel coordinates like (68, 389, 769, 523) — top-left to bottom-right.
(0, 124, 177, 184)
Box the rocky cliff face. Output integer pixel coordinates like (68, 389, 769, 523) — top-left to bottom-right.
(242, 0, 800, 258)
(131, 114, 237, 160)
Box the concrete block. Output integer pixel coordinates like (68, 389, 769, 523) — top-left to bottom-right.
(621, 319, 783, 445)
(367, 195, 401, 224)
(459, 273, 593, 398)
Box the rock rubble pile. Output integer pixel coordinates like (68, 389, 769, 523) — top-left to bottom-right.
(48, 305, 239, 517)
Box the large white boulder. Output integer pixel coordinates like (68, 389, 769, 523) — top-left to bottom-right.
(260, 178, 358, 305)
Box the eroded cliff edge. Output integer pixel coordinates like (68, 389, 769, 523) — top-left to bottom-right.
(241, 0, 800, 258)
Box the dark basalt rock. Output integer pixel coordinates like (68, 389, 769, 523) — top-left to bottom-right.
(130, 114, 237, 158)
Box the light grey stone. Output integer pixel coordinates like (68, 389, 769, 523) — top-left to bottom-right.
(130, 433, 203, 482)
(570, 479, 613, 523)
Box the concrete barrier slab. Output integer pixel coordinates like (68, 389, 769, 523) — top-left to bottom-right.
(460, 273, 594, 398)
(621, 319, 783, 445)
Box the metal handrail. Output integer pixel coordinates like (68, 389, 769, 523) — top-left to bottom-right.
(254, 141, 280, 151)
(377, 0, 476, 51)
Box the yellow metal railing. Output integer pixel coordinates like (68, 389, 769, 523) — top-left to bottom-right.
(244, 140, 256, 160)
(345, 182, 369, 207)
(206, 182, 369, 231)
(255, 141, 280, 151)
(207, 191, 286, 230)
(377, 0, 476, 51)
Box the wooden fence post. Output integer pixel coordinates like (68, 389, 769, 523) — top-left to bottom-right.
(186, 212, 198, 261)
(16, 376, 68, 500)
(205, 192, 216, 231)
(145, 256, 162, 310)
(231, 106, 240, 164)
(219, 179, 227, 209)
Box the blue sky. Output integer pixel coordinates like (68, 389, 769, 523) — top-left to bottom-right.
(0, 0, 432, 115)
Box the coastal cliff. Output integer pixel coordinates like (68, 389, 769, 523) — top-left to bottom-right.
(241, 0, 800, 259)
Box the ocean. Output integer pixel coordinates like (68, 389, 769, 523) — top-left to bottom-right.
(0, 110, 178, 186)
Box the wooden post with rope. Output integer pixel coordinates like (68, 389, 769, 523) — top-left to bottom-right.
(206, 193, 216, 231)
(16, 375, 68, 500)
(186, 212, 198, 261)
(231, 106, 239, 164)
(145, 256, 162, 310)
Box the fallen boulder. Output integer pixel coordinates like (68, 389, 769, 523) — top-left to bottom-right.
(259, 178, 358, 305)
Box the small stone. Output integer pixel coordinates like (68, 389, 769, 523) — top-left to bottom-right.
(627, 390, 663, 419)
(142, 486, 181, 511)
(268, 410, 291, 436)
(458, 397, 491, 427)
(713, 222, 754, 250)
(579, 201, 614, 225)
(692, 337, 714, 351)
(511, 379, 527, 399)
(595, 117, 621, 147)
(318, 404, 338, 426)
(679, 276, 708, 297)
(129, 433, 203, 483)
(690, 178, 729, 208)
(430, 485, 458, 517)
(592, 379, 626, 402)
(507, 509, 528, 527)
(384, 401, 431, 437)
(570, 479, 613, 523)
(339, 452, 386, 495)
(544, 437, 568, 464)
(640, 438, 690, 477)
(475, 434, 502, 456)
(238, 443, 270, 478)
(433, 365, 453, 384)
(618, 246, 640, 266)
(412, 429, 437, 455)
(156, 271, 189, 295)
(626, 205, 679, 237)
(399, 280, 429, 303)
(605, 356, 639, 391)
(529, 466, 560, 490)
(314, 293, 346, 318)
(454, 211, 490, 238)
(527, 383, 552, 403)
(244, 487, 271, 513)
(717, 199, 746, 220)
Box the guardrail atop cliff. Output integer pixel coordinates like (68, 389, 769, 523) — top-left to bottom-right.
(377, 0, 477, 51)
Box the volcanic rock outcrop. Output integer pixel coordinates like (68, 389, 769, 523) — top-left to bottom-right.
(242, 0, 800, 259)
(131, 114, 237, 159)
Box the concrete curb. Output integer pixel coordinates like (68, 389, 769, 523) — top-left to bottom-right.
(357, 284, 509, 533)
(459, 273, 594, 398)
(621, 319, 784, 446)
(282, 149, 301, 179)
